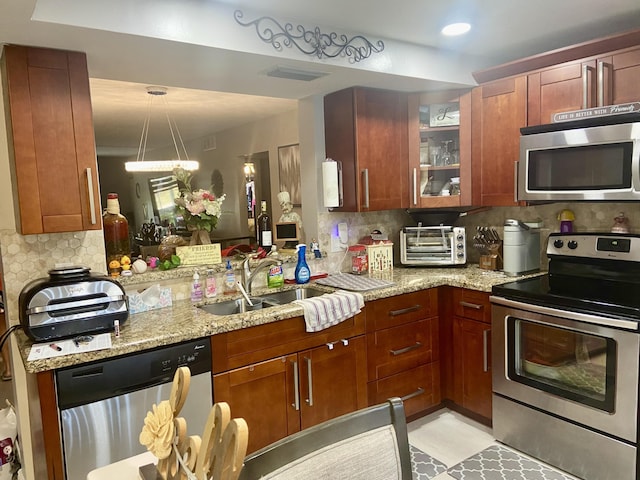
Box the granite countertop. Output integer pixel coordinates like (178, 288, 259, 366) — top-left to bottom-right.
(19, 266, 540, 374)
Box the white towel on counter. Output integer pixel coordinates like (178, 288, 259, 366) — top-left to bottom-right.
(294, 290, 365, 332)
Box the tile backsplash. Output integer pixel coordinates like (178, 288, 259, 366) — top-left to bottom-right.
(321, 202, 640, 272)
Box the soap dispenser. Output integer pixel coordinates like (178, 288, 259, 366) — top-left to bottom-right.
(295, 244, 311, 284)
(191, 271, 203, 302)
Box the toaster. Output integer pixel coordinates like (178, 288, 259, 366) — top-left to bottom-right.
(19, 266, 128, 342)
(400, 225, 466, 266)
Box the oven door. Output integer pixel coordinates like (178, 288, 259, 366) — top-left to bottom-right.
(492, 297, 640, 442)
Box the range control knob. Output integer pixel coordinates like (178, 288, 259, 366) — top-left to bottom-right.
(567, 240, 578, 250)
(553, 239, 564, 249)
(456, 234, 464, 241)
(457, 243, 464, 250)
(457, 252, 465, 258)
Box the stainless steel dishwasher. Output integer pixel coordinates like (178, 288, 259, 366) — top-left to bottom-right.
(56, 338, 212, 480)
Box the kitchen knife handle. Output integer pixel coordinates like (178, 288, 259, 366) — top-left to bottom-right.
(86, 168, 97, 225)
(483, 329, 490, 372)
(292, 360, 300, 411)
(305, 357, 313, 406)
(390, 342, 422, 356)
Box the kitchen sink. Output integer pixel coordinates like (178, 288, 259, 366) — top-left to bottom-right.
(198, 287, 327, 315)
(258, 287, 326, 306)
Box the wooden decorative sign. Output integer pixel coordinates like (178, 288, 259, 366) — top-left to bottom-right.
(552, 102, 640, 123)
(175, 243, 222, 266)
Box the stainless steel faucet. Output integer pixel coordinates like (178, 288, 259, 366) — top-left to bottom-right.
(241, 257, 282, 295)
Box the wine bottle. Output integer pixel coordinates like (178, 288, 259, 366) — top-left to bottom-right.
(256, 200, 272, 252)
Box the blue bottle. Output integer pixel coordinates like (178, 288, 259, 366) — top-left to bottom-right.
(295, 244, 311, 284)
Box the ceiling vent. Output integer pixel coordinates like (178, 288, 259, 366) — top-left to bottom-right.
(265, 66, 329, 82)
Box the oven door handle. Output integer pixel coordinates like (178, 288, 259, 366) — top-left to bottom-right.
(490, 295, 640, 331)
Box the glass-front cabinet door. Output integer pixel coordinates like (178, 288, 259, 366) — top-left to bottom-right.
(408, 91, 471, 208)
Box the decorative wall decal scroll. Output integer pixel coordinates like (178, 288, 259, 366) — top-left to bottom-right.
(234, 10, 385, 63)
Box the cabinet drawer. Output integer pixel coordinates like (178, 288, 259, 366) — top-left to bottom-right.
(367, 363, 441, 417)
(212, 312, 366, 373)
(366, 289, 437, 332)
(367, 317, 438, 380)
(453, 289, 490, 323)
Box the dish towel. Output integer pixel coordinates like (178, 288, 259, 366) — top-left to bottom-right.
(294, 290, 365, 332)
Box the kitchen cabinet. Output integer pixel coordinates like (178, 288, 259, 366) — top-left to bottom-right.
(366, 289, 440, 417)
(212, 313, 367, 454)
(471, 76, 527, 207)
(324, 87, 409, 212)
(527, 45, 640, 125)
(450, 288, 492, 421)
(1, 45, 101, 234)
(408, 91, 472, 208)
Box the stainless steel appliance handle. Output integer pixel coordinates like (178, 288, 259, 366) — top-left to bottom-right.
(27, 295, 126, 315)
(412, 168, 417, 206)
(305, 357, 313, 406)
(401, 387, 425, 401)
(362, 169, 370, 209)
(490, 295, 640, 331)
(86, 168, 97, 225)
(482, 329, 490, 372)
(513, 161, 518, 203)
(292, 360, 300, 411)
(390, 342, 422, 356)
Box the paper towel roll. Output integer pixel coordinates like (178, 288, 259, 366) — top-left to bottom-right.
(322, 160, 340, 208)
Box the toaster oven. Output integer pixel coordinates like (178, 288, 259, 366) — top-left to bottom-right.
(400, 225, 466, 266)
(19, 266, 128, 342)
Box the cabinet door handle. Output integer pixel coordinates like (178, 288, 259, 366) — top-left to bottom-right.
(597, 61, 612, 107)
(412, 168, 417, 206)
(292, 360, 300, 411)
(459, 301, 482, 310)
(86, 168, 97, 225)
(362, 169, 370, 209)
(390, 342, 422, 356)
(581, 64, 595, 109)
(401, 387, 425, 401)
(305, 357, 313, 406)
(389, 305, 421, 317)
(483, 329, 490, 373)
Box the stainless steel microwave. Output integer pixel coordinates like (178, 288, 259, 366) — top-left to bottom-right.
(517, 114, 640, 201)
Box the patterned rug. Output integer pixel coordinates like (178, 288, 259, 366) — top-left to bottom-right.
(410, 444, 447, 480)
(447, 444, 577, 480)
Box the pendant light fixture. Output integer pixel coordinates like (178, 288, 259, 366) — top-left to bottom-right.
(125, 86, 199, 173)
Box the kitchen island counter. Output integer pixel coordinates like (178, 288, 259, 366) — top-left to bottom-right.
(18, 266, 539, 373)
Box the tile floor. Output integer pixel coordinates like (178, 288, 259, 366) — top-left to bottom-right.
(407, 409, 497, 479)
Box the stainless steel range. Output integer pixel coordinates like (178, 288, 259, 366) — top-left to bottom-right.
(491, 233, 640, 480)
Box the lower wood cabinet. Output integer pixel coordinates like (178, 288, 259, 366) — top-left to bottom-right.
(365, 289, 441, 417)
(212, 315, 367, 454)
(450, 288, 492, 421)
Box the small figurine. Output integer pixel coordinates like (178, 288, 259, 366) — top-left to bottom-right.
(310, 239, 321, 258)
(108, 259, 121, 277)
(147, 256, 159, 269)
(611, 212, 630, 233)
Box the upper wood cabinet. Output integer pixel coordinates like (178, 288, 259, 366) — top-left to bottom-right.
(527, 45, 640, 125)
(408, 90, 472, 209)
(324, 87, 409, 212)
(1, 45, 101, 234)
(470, 76, 527, 207)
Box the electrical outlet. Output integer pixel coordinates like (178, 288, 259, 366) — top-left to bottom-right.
(330, 223, 349, 252)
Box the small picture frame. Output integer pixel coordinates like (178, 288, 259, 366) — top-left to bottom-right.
(429, 102, 460, 127)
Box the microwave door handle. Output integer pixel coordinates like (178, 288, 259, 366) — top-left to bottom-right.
(412, 168, 417, 206)
(514, 160, 519, 204)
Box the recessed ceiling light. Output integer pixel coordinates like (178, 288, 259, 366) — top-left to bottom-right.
(441, 22, 471, 36)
